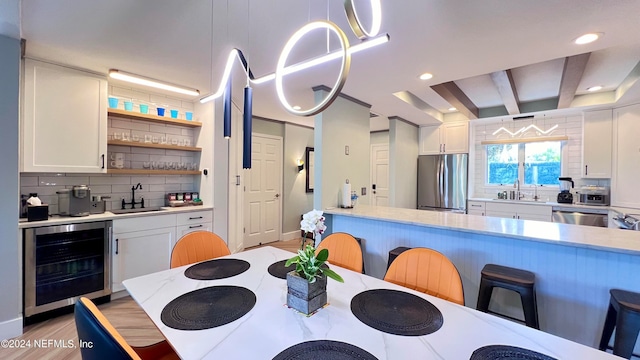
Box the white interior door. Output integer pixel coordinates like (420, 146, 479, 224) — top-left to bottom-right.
(371, 144, 390, 206)
(244, 134, 283, 247)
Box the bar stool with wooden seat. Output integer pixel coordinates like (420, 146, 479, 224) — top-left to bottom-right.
(476, 263, 539, 329)
(598, 289, 640, 359)
(170, 231, 231, 268)
(384, 247, 465, 306)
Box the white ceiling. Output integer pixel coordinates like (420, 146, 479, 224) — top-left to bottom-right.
(19, 0, 640, 129)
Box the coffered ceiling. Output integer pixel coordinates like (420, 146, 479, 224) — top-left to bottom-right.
(16, 0, 640, 130)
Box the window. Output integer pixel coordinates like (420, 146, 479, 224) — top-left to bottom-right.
(486, 141, 562, 186)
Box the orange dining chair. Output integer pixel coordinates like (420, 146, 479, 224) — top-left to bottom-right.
(384, 248, 465, 306)
(74, 297, 179, 360)
(316, 232, 364, 273)
(170, 231, 231, 268)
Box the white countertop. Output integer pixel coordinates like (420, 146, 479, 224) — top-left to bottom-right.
(18, 206, 213, 229)
(123, 246, 617, 359)
(325, 205, 640, 255)
(468, 197, 611, 211)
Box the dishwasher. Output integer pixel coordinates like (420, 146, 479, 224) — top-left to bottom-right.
(551, 206, 608, 227)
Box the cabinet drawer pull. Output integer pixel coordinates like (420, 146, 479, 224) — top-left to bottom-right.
(189, 225, 203, 229)
(471, 204, 481, 207)
(115, 238, 119, 255)
(189, 216, 203, 220)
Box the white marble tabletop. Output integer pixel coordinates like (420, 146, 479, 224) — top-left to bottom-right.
(123, 246, 617, 359)
(325, 205, 640, 255)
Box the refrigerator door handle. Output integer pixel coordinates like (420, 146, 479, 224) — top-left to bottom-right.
(439, 156, 445, 208)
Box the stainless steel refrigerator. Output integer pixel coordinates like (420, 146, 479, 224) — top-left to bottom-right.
(417, 154, 468, 212)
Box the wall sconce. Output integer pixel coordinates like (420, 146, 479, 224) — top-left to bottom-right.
(297, 159, 304, 172)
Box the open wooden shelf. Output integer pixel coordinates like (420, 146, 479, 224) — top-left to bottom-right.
(108, 140, 201, 152)
(108, 108, 202, 128)
(107, 169, 201, 175)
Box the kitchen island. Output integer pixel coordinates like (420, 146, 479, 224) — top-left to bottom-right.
(324, 205, 640, 350)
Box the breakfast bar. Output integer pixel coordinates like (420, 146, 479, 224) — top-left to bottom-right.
(323, 205, 640, 350)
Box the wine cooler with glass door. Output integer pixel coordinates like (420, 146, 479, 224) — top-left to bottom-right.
(23, 221, 112, 320)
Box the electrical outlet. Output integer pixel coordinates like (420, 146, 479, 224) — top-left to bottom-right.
(361, 187, 366, 195)
(345, 145, 349, 155)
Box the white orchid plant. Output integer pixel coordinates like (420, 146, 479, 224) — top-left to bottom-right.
(299, 209, 327, 250)
(286, 209, 343, 284)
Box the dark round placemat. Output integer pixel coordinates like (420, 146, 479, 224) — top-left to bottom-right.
(272, 340, 377, 360)
(161, 285, 256, 330)
(470, 345, 557, 360)
(350, 289, 443, 336)
(184, 258, 250, 280)
(268, 260, 296, 279)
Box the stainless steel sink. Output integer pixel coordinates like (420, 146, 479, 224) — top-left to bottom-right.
(110, 207, 164, 215)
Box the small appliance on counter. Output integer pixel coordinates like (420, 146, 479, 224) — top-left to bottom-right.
(557, 177, 574, 204)
(90, 195, 110, 214)
(576, 186, 609, 206)
(57, 185, 91, 216)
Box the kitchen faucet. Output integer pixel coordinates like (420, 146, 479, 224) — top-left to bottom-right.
(121, 183, 144, 209)
(513, 179, 524, 200)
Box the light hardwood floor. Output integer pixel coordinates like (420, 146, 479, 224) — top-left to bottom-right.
(0, 239, 303, 360)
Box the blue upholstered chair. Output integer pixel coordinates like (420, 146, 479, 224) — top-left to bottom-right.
(74, 297, 178, 360)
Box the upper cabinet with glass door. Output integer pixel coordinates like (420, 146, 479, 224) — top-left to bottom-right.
(22, 59, 108, 173)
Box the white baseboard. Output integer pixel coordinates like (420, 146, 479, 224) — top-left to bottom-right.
(281, 231, 300, 241)
(0, 316, 23, 341)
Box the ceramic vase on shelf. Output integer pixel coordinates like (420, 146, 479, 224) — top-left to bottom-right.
(286, 271, 327, 315)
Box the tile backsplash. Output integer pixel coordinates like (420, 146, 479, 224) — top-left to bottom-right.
(470, 114, 610, 200)
(21, 173, 195, 215)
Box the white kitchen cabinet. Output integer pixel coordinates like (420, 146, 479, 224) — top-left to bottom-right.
(467, 200, 486, 216)
(110, 210, 215, 292)
(485, 202, 552, 221)
(582, 109, 612, 178)
(176, 223, 213, 238)
(111, 214, 177, 292)
(419, 121, 469, 155)
(175, 210, 214, 244)
(111, 227, 175, 292)
(23, 59, 108, 173)
(613, 103, 640, 208)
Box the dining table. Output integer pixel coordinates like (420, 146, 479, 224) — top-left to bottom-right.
(122, 246, 619, 359)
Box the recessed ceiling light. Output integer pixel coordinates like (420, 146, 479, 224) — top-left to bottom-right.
(419, 73, 433, 80)
(574, 33, 601, 45)
(587, 85, 603, 92)
(448, 107, 457, 111)
(292, 105, 301, 110)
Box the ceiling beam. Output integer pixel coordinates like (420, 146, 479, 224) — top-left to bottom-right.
(557, 52, 591, 109)
(430, 82, 479, 119)
(490, 69, 520, 115)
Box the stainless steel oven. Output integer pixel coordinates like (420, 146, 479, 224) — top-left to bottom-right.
(24, 221, 111, 318)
